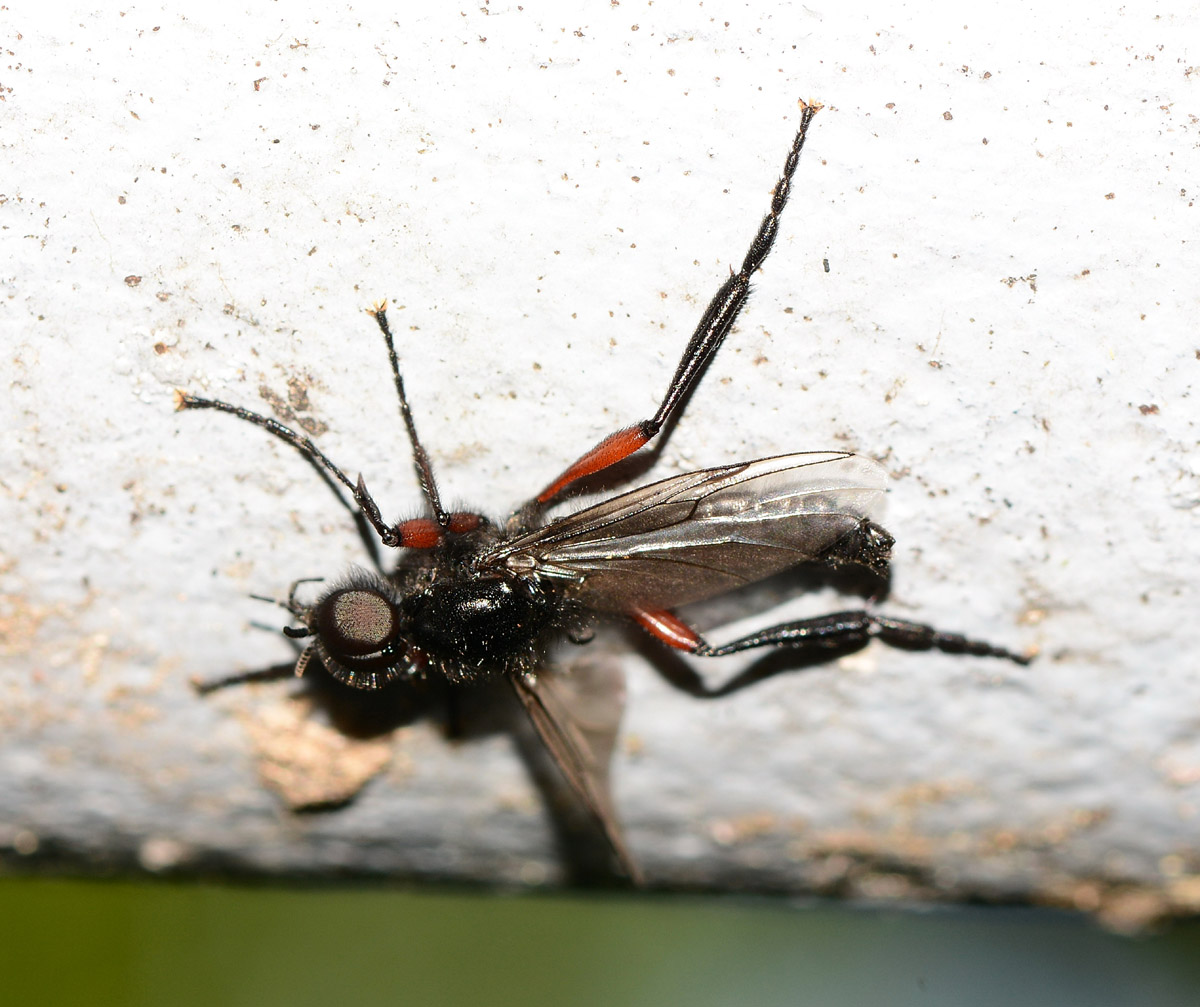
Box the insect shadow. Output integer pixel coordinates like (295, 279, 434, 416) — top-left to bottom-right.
(180, 99, 1028, 884)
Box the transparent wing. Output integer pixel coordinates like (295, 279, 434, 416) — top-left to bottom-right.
(488, 452, 888, 612)
(510, 657, 640, 883)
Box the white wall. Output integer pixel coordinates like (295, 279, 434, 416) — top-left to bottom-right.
(2, 1, 1197, 925)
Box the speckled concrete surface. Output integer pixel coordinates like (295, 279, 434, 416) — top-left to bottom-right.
(2, 2, 1197, 930)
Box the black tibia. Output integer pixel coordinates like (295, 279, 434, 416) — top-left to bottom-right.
(693, 610, 1031, 665)
(648, 101, 821, 436)
(176, 393, 399, 546)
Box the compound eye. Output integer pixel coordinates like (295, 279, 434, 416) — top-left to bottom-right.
(316, 588, 399, 657)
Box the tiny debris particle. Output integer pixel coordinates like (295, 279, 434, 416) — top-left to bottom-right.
(943, 111, 953, 120)
(286, 375, 312, 412)
(1105, 192, 1115, 200)
(1000, 273, 1038, 293)
(1138, 404, 1159, 415)
(124, 275, 142, 286)
(153, 342, 168, 355)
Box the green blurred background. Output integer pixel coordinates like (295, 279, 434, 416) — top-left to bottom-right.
(2, 878, 1198, 1006)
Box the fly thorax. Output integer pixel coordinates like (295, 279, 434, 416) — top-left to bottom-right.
(401, 574, 558, 683)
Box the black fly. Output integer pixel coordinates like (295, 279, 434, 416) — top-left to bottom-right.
(178, 100, 1028, 881)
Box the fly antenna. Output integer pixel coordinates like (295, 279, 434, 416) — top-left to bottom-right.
(248, 577, 323, 615)
(368, 301, 449, 527)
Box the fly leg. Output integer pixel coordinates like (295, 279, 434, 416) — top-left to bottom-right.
(190, 662, 299, 695)
(632, 607, 1029, 697)
(694, 611, 1031, 664)
(175, 392, 401, 546)
(526, 100, 823, 512)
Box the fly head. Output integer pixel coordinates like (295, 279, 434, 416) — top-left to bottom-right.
(287, 571, 420, 690)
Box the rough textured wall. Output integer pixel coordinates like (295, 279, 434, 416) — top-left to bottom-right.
(2, 3, 1197, 930)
